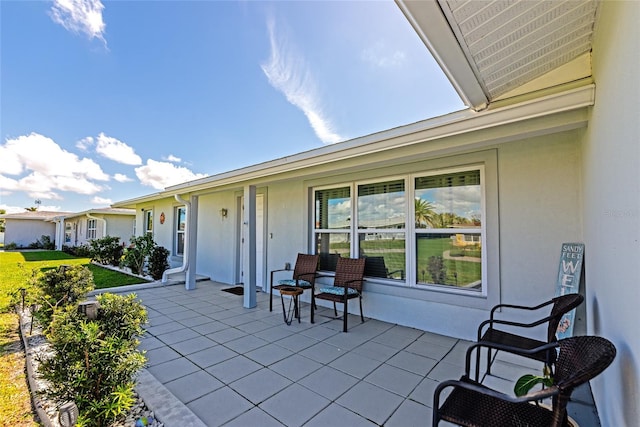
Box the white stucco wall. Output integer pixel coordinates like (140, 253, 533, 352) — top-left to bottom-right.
(582, 1, 640, 424)
(4, 219, 56, 247)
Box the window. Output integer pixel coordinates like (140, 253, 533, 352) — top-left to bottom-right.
(65, 222, 72, 243)
(144, 210, 153, 236)
(312, 166, 485, 293)
(175, 207, 186, 256)
(357, 179, 406, 280)
(87, 219, 97, 240)
(314, 187, 351, 271)
(415, 169, 483, 292)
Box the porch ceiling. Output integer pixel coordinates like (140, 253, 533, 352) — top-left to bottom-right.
(397, 0, 599, 110)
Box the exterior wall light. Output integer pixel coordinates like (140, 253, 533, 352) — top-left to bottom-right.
(220, 208, 228, 218)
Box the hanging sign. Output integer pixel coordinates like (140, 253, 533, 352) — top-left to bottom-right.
(555, 242, 584, 339)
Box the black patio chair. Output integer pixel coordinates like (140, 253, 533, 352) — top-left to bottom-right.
(433, 335, 616, 427)
(475, 293, 584, 380)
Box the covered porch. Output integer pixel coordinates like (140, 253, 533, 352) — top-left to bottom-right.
(113, 281, 600, 426)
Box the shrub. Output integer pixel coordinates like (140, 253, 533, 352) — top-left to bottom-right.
(39, 235, 55, 250)
(5, 242, 17, 250)
(89, 236, 124, 266)
(62, 244, 91, 257)
(38, 293, 147, 426)
(34, 265, 95, 328)
(148, 245, 170, 280)
(121, 234, 155, 276)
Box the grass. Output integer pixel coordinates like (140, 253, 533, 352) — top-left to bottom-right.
(0, 250, 150, 425)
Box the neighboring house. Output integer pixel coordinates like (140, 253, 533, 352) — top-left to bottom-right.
(112, 1, 638, 425)
(56, 208, 136, 250)
(0, 211, 71, 248)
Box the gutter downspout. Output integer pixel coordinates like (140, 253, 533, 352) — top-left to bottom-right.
(162, 195, 190, 283)
(86, 213, 107, 239)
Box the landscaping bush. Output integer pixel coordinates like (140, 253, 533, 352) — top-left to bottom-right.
(34, 265, 95, 329)
(4, 242, 17, 250)
(148, 245, 170, 280)
(38, 293, 147, 426)
(89, 236, 124, 266)
(121, 234, 155, 276)
(62, 244, 91, 257)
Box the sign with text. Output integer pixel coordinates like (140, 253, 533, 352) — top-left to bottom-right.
(555, 243, 584, 339)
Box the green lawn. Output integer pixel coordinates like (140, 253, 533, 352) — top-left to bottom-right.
(0, 250, 149, 425)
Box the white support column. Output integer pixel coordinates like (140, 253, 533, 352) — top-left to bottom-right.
(186, 195, 198, 290)
(243, 185, 257, 308)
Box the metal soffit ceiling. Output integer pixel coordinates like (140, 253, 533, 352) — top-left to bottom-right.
(437, 0, 599, 100)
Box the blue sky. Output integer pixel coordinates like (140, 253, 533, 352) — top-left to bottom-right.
(0, 0, 463, 214)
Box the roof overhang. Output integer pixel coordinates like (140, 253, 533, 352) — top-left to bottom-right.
(112, 84, 594, 208)
(396, 0, 489, 110)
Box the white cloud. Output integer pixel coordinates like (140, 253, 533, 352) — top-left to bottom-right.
(135, 159, 207, 190)
(361, 42, 406, 68)
(76, 136, 94, 150)
(261, 17, 343, 145)
(0, 133, 108, 200)
(0, 204, 28, 214)
(95, 133, 142, 165)
(2, 133, 109, 181)
(113, 173, 133, 183)
(91, 196, 112, 205)
(50, 0, 107, 46)
(165, 154, 182, 163)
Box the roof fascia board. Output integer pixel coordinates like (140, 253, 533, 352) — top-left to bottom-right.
(112, 84, 593, 206)
(395, 0, 489, 110)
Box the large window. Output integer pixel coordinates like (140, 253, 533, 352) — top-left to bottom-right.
(175, 207, 186, 256)
(312, 166, 485, 293)
(357, 179, 406, 280)
(86, 219, 97, 240)
(415, 169, 483, 291)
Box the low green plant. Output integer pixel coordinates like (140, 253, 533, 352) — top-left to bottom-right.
(122, 234, 155, 275)
(148, 245, 170, 280)
(514, 364, 554, 397)
(33, 265, 95, 329)
(89, 236, 124, 266)
(38, 293, 147, 426)
(5, 242, 17, 250)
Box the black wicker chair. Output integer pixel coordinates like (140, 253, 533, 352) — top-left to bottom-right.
(475, 293, 584, 380)
(269, 253, 319, 313)
(311, 257, 366, 332)
(433, 335, 616, 427)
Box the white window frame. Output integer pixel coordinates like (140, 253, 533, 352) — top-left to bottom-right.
(87, 219, 97, 240)
(311, 165, 488, 296)
(144, 210, 153, 236)
(175, 206, 186, 256)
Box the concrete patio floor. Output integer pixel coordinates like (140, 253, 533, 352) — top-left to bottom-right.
(106, 280, 600, 427)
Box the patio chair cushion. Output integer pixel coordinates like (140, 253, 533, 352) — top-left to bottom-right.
(319, 286, 359, 296)
(278, 279, 312, 288)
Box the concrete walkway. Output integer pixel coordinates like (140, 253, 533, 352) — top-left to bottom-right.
(106, 281, 599, 427)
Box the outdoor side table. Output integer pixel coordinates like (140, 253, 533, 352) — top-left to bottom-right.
(279, 286, 303, 325)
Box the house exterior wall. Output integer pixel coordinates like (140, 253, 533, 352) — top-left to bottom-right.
(63, 215, 135, 247)
(582, 1, 640, 424)
(137, 130, 583, 341)
(4, 219, 55, 247)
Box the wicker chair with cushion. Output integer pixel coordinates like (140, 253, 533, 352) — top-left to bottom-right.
(475, 293, 584, 380)
(311, 257, 366, 332)
(433, 335, 616, 427)
(269, 253, 319, 312)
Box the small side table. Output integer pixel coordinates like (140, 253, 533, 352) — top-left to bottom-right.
(279, 286, 303, 325)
